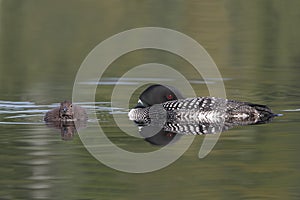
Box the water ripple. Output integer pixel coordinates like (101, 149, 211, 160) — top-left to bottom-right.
(0, 100, 125, 125)
(79, 77, 231, 86)
(282, 108, 300, 112)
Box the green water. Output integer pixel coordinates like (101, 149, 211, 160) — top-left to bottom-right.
(1, 1, 300, 199)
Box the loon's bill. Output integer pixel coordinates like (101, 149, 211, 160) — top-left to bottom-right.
(128, 84, 277, 137)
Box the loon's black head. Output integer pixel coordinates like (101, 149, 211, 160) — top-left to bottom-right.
(135, 84, 184, 108)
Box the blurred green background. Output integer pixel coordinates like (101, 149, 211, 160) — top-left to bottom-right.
(0, 0, 300, 199)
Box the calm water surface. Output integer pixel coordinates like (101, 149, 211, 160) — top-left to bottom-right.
(1, 1, 300, 200)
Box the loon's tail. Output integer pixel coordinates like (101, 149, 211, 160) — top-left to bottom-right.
(247, 103, 276, 124)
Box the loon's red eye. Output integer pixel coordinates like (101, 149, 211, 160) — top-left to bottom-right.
(167, 94, 173, 100)
(166, 132, 174, 137)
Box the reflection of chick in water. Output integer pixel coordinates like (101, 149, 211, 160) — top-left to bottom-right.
(60, 122, 76, 141)
(44, 101, 87, 140)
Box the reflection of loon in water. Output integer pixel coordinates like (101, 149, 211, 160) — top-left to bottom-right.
(128, 85, 278, 146)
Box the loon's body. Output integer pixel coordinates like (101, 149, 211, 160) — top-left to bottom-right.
(129, 96, 274, 123)
(129, 96, 273, 123)
(128, 85, 275, 135)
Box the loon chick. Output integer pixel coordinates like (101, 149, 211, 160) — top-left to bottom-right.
(44, 101, 87, 122)
(128, 84, 275, 126)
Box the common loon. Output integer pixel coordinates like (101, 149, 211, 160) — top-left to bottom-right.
(128, 85, 276, 135)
